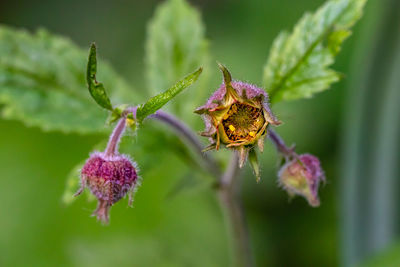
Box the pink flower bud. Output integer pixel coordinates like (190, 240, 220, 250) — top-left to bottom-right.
(278, 154, 325, 207)
(77, 152, 138, 223)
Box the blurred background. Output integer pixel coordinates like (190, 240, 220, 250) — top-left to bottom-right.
(0, 0, 399, 266)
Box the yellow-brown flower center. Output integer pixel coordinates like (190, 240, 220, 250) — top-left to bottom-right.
(222, 103, 265, 142)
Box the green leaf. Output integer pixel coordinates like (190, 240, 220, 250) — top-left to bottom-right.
(263, 0, 367, 103)
(136, 67, 202, 122)
(62, 140, 107, 205)
(86, 43, 113, 111)
(62, 159, 99, 205)
(0, 26, 135, 134)
(165, 172, 205, 200)
(145, 0, 209, 117)
(62, 159, 95, 205)
(249, 149, 261, 183)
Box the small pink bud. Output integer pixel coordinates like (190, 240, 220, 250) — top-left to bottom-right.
(278, 154, 325, 207)
(77, 152, 138, 223)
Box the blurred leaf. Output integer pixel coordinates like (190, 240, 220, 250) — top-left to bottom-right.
(0, 26, 135, 133)
(263, 0, 366, 103)
(118, 122, 212, 201)
(62, 161, 81, 205)
(62, 159, 95, 205)
(145, 0, 210, 119)
(86, 43, 113, 111)
(165, 172, 206, 200)
(62, 140, 107, 205)
(165, 136, 204, 172)
(136, 67, 202, 123)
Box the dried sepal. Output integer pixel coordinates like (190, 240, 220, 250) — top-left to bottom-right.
(248, 149, 261, 182)
(195, 64, 280, 178)
(238, 146, 249, 169)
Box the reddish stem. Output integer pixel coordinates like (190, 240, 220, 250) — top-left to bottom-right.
(105, 117, 126, 157)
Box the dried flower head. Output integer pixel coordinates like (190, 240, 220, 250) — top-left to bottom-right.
(278, 154, 325, 207)
(195, 64, 280, 167)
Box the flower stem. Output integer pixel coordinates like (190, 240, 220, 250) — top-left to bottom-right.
(218, 153, 254, 267)
(149, 110, 222, 177)
(267, 129, 297, 158)
(141, 109, 252, 266)
(105, 116, 126, 157)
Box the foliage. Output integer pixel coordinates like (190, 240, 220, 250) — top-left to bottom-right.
(136, 67, 202, 123)
(0, 0, 367, 132)
(263, 0, 366, 103)
(145, 0, 207, 95)
(0, 26, 134, 134)
(145, 0, 209, 119)
(86, 43, 113, 111)
(0, 0, 367, 209)
(0, 0, 372, 265)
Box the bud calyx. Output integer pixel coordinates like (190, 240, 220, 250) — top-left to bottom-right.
(278, 154, 325, 207)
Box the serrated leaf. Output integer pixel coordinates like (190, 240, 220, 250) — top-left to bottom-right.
(145, 0, 209, 117)
(136, 67, 202, 122)
(0, 26, 136, 134)
(263, 0, 366, 103)
(86, 43, 113, 111)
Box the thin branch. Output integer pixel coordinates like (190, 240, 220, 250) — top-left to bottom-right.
(134, 108, 252, 266)
(218, 153, 254, 267)
(105, 116, 126, 157)
(267, 128, 297, 159)
(149, 110, 222, 177)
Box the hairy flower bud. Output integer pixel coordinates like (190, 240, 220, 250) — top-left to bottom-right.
(76, 151, 138, 224)
(195, 64, 280, 168)
(278, 154, 325, 207)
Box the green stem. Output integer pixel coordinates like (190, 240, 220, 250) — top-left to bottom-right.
(147, 109, 253, 266)
(218, 153, 254, 267)
(149, 110, 222, 177)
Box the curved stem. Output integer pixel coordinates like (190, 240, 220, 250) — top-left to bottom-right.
(218, 153, 253, 267)
(136, 108, 251, 266)
(105, 116, 126, 157)
(267, 129, 297, 159)
(149, 110, 222, 177)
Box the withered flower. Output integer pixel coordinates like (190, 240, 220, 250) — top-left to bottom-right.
(195, 64, 280, 171)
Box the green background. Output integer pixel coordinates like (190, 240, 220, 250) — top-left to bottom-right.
(0, 0, 399, 266)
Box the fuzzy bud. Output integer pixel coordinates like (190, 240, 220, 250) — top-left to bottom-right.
(278, 154, 325, 207)
(77, 152, 138, 223)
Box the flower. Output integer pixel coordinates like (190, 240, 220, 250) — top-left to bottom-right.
(75, 151, 139, 224)
(195, 63, 280, 167)
(278, 154, 325, 207)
